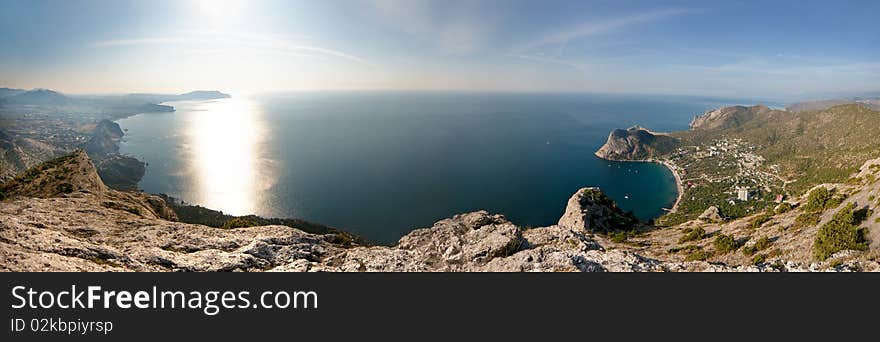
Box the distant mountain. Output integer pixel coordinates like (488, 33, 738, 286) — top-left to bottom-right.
(177, 90, 231, 100)
(0, 87, 25, 98)
(787, 97, 880, 112)
(122, 90, 230, 104)
(0, 87, 228, 119)
(3, 88, 72, 106)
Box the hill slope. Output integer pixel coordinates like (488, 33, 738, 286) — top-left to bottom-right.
(598, 103, 880, 224)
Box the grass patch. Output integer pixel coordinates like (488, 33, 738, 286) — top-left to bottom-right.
(611, 231, 628, 243)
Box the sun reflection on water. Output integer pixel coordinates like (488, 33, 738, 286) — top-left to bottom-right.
(185, 97, 270, 216)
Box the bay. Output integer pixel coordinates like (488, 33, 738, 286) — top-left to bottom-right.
(118, 92, 774, 244)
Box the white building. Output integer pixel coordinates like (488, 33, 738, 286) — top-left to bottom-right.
(736, 187, 750, 201)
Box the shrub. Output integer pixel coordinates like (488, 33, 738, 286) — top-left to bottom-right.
(56, 183, 74, 194)
(222, 217, 261, 229)
(861, 209, 874, 222)
(668, 245, 701, 254)
(754, 236, 772, 250)
(684, 250, 710, 261)
(752, 254, 767, 265)
(869, 195, 876, 202)
(678, 227, 706, 243)
(125, 207, 141, 215)
(749, 212, 773, 229)
(713, 234, 738, 254)
(775, 202, 794, 214)
(825, 195, 846, 210)
(611, 231, 628, 243)
(804, 187, 832, 212)
(795, 211, 821, 227)
(813, 203, 868, 261)
(742, 245, 757, 256)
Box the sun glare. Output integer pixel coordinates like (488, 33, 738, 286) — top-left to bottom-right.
(186, 97, 268, 215)
(191, 0, 247, 28)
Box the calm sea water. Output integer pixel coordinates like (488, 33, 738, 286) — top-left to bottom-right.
(118, 92, 772, 244)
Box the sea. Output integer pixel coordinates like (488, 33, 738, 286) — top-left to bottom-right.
(117, 92, 780, 244)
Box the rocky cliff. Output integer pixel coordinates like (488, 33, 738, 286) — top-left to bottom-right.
(82, 119, 124, 156)
(3, 150, 876, 272)
(688, 105, 773, 131)
(0, 129, 67, 181)
(594, 125, 678, 160)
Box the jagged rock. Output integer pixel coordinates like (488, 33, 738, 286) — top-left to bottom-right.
(558, 187, 637, 232)
(323, 211, 522, 271)
(1, 149, 106, 198)
(83, 119, 124, 157)
(0, 129, 67, 181)
(594, 126, 678, 160)
(855, 157, 880, 179)
(94, 155, 146, 190)
(0, 194, 344, 272)
(698, 206, 724, 223)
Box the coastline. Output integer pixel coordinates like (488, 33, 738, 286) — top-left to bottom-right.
(658, 159, 683, 214)
(593, 154, 684, 216)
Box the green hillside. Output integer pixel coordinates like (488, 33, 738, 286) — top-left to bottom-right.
(658, 104, 880, 225)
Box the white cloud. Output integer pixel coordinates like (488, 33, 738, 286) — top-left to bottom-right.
(94, 32, 371, 66)
(364, 0, 500, 54)
(514, 8, 691, 53)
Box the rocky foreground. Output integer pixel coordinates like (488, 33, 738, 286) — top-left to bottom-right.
(3, 150, 879, 272)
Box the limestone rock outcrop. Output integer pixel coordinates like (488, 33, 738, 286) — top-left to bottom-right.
(594, 126, 677, 160)
(0, 149, 106, 198)
(698, 206, 725, 223)
(558, 187, 638, 232)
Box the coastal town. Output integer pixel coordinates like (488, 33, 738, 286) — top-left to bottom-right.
(659, 138, 788, 224)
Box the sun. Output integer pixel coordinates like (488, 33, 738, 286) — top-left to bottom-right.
(191, 0, 247, 28)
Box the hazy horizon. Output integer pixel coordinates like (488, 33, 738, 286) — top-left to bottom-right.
(2, 0, 878, 99)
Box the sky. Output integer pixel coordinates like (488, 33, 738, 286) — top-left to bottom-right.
(1, 0, 878, 99)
